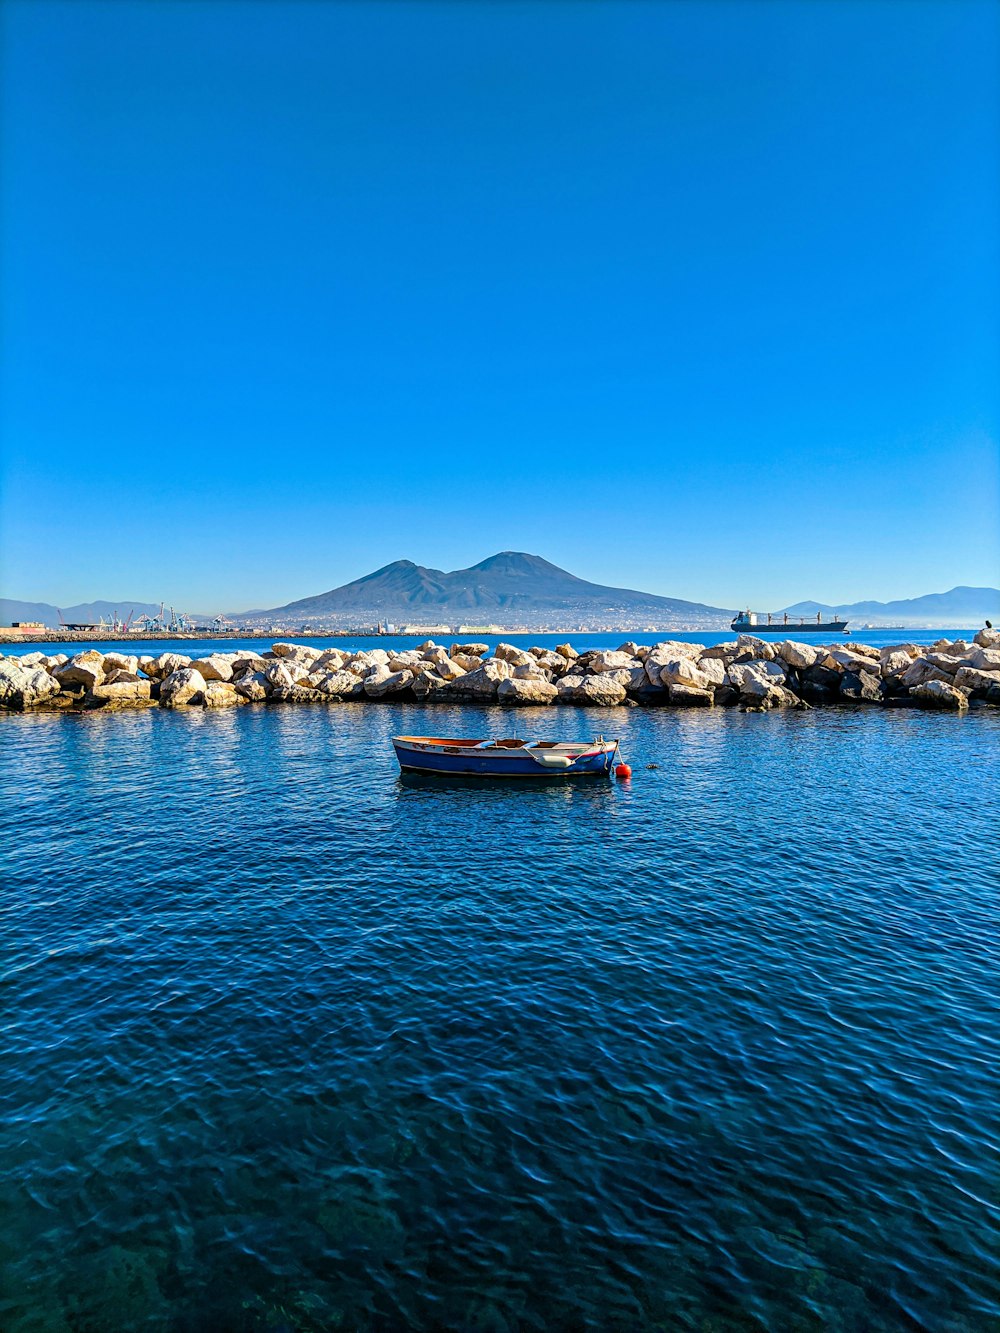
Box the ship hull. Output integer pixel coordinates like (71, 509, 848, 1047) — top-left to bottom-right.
(731, 620, 848, 634)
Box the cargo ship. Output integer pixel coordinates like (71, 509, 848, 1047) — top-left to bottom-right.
(732, 610, 849, 634)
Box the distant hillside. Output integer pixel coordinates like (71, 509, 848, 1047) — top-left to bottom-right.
(780, 586, 1000, 625)
(253, 551, 735, 626)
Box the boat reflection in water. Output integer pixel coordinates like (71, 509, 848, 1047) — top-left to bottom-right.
(392, 735, 619, 778)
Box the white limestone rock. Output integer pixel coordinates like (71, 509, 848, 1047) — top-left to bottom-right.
(497, 677, 558, 705)
(203, 680, 243, 708)
(736, 634, 776, 661)
(314, 670, 365, 698)
(969, 647, 1000, 673)
(774, 641, 819, 670)
(953, 666, 1000, 695)
(921, 653, 963, 675)
(159, 668, 207, 707)
(0, 661, 62, 709)
(726, 660, 786, 692)
(554, 643, 579, 660)
(233, 671, 270, 702)
(699, 641, 738, 660)
(412, 671, 448, 700)
(194, 653, 235, 682)
(912, 680, 969, 710)
(902, 658, 955, 689)
(827, 650, 879, 675)
(89, 680, 153, 705)
(577, 675, 628, 706)
(364, 668, 414, 698)
(450, 643, 489, 657)
(264, 661, 297, 690)
(102, 652, 140, 675)
(142, 652, 191, 681)
(973, 627, 1000, 649)
(588, 650, 639, 673)
(493, 642, 535, 668)
(441, 660, 512, 699)
(659, 659, 715, 691)
(54, 651, 106, 690)
(643, 642, 702, 685)
(880, 650, 914, 678)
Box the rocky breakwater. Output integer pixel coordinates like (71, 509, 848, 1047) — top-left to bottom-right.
(1, 631, 999, 715)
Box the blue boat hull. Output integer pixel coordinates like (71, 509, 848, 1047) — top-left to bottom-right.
(393, 745, 616, 778)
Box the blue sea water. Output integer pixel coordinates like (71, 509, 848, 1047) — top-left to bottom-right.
(1, 701, 998, 1331)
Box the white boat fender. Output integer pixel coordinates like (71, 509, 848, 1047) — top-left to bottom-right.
(528, 750, 575, 769)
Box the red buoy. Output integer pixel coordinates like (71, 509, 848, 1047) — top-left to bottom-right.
(615, 763, 632, 779)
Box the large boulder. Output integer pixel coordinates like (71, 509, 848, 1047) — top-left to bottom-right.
(554, 643, 578, 660)
(450, 642, 490, 658)
(774, 641, 819, 670)
(973, 627, 1000, 649)
(159, 668, 207, 707)
(87, 680, 153, 707)
(699, 641, 738, 660)
(880, 650, 914, 678)
(912, 680, 969, 711)
(902, 658, 954, 689)
(0, 661, 62, 709)
(575, 675, 628, 707)
(441, 660, 512, 700)
(493, 642, 534, 668)
(826, 649, 880, 675)
(839, 670, 884, 704)
(588, 650, 639, 673)
(203, 681, 243, 708)
(312, 648, 347, 672)
(230, 653, 270, 675)
(314, 670, 365, 698)
(953, 666, 1000, 699)
(193, 654, 234, 682)
(434, 656, 466, 682)
(54, 651, 106, 690)
(142, 652, 191, 681)
(667, 684, 714, 707)
(921, 653, 963, 675)
(497, 678, 559, 705)
(103, 652, 140, 676)
(659, 658, 715, 691)
(264, 661, 297, 690)
(969, 647, 1000, 673)
(344, 649, 391, 676)
(233, 671, 270, 702)
(412, 671, 449, 700)
(799, 663, 843, 702)
(364, 668, 414, 698)
(735, 634, 775, 661)
(726, 660, 786, 692)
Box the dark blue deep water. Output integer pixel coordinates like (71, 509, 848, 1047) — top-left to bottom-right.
(1, 704, 997, 1332)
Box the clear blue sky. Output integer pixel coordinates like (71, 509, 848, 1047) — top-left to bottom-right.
(1, 0, 998, 612)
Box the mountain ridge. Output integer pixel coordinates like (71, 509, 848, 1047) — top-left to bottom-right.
(4, 557, 998, 629)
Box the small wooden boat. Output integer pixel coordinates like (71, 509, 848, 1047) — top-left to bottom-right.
(392, 735, 620, 777)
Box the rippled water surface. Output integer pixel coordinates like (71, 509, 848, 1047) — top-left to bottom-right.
(1, 704, 997, 1331)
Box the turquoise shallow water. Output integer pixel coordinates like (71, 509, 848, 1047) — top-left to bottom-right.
(1, 703, 998, 1331)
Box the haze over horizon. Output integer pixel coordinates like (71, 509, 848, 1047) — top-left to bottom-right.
(1, 0, 998, 608)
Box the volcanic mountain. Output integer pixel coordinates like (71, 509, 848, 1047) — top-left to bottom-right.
(253, 552, 733, 624)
